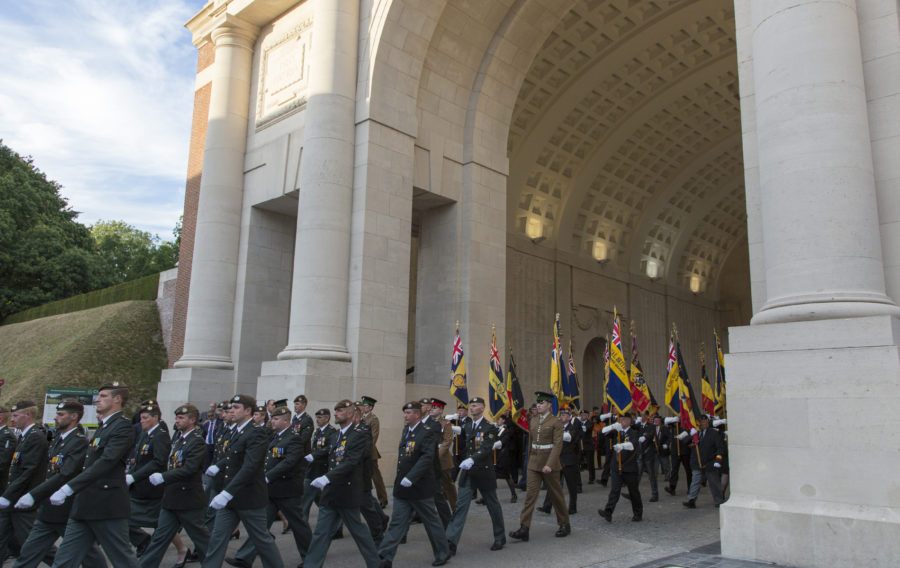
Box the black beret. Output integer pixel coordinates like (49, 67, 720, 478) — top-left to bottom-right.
(11, 400, 36, 411)
(231, 394, 256, 408)
(98, 381, 126, 391)
(294, 395, 308, 403)
(333, 399, 354, 411)
(175, 404, 199, 419)
(403, 401, 422, 411)
(56, 400, 84, 414)
(469, 397, 486, 405)
(315, 408, 331, 417)
(418, 398, 432, 405)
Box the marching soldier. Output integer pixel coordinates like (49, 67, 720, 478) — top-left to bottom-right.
(50, 381, 141, 567)
(252, 405, 269, 427)
(300, 409, 337, 521)
(598, 412, 643, 523)
(449, 404, 469, 478)
(302, 400, 379, 568)
(683, 414, 727, 508)
(0, 406, 18, 492)
(429, 399, 458, 510)
(643, 413, 670, 502)
(127, 403, 171, 555)
(419, 398, 451, 527)
(376, 401, 449, 567)
(509, 392, 570, 542)
(202, 394, 284, 568)
(291, 395, 314, 451)
(665, 416, 692, 495)
(0, 400, 48, 563)
(494, 414, 518, 504)
(539, 407, 581, 514)
(360, 396, 389, 509)
(204, 401, 234, 532)
(445, 397, 506, 554)
(352, 403, 388, 542)
(139, 404, 210, 568)
(226, 400, 311, 568)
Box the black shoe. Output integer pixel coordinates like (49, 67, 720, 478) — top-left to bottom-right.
(378, 560, 391, 568)
(576, 487, 583, 494)
(649, 496, 659, 502)
(136, 536, 151, 557)
(682, 500, 696, 509)
(448, 541, 456, 556)
(510, 493, 517, 503)
(333, 528, 344, 539)
(664, 486, 675, 496)
(568, 506, 577, 514)
(225, 558, 252, 568)
(509, 525, 529, 541)
(173, 556, 188, 568)
(598, 509, 612, 523)
(282, 525, 291, 534)
(230, 529, 241, 541)
(490, 538, 505, 551)
(432, 558, 448, 566)
(555, 524, 571, 537)
(400, 534, 407, 544)
(380, 500, 388, 509)
(537, 504, 551, 514)
(599, 480, 608, 487)
(475, 498, 485, 505)
(186, 549, 200, 563)
(631, 515, 642, 522)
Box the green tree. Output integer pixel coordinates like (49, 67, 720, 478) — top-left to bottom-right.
(91, 219, 180, 284)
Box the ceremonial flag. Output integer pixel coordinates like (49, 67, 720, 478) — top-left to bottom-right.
(449, 323, 469, 407)
(675, 337, 701, 433)
(664, 333, 681, 415)
(506, 353, 529, 431)
(604, 334, 611, 408)
(700, 346, 716, 417)
(714, 330, 727, 415)
(629, 324, 652, 414)
(487, 328, 509, 420)
(607, 309, 632, 414)
(564, 342, 581, 411)
(549, 314, 568, 414)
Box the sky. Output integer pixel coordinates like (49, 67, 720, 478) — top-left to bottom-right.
(0, 0, 209, 240)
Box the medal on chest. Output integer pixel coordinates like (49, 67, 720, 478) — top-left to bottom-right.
(334, 439, 347, 462)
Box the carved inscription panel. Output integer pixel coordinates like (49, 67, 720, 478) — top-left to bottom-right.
(257, 17, 313, 127)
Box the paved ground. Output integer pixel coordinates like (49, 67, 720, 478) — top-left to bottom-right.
(138, 473, 778, 568)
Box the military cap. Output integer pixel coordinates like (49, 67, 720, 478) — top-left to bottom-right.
(315, 408, 331, 417)
(360, 396, 377, 406)
(221, 401, 232, 410)
(469, 397, 486, 405)
(271, 399, 291, 417)
(56, 400, 84, 414)
(430, 398, 447, 408)
(559, 407, 571, 415)
(175, 404, 200, 420)
(619, 411, 633, 419)
(294, 395, 308, 403)
(99, 381, 126, 391)
(418, 397, 432, 406)
(699, 414, 711, 422)
(140, 399, 159, 408)
(140, 404, 161, 416)
(457, 403, 467, 410)
(534, 391, 554, 403)
(230, 394, 256, 408)
(254, 405, 266, 414)
(11, 400, 36, 411)
(216, 402, 226, 409)
(403, 401, 422, 411)
(272, 399, 288, 409)
(353, 401, 363, 408)
(333, 399, 354, 411)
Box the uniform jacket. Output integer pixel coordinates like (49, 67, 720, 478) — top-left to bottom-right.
(689, 427, 726, 471)
(361, 412, 381, 460)
(604, 426, 642, 474)
(30, 428, 87, 524)
(129, 424, 171, 501)
(526, 413, 563, 472)
(161, 427, 207, 510)
(559, 420, 583, 468)
(459, 417, 498, 491)
(495, 424, 516, 473)
(437, 418, 455, 471)
(0, 426, 18, 491)
(265, 427, 304, 500)
(217, 420, 269, 510)
(668, 423, 691, 457)
(306, 424, 338, 480)
(646, 422, 671, 457)
(452, 416, 472, 463)
(210, 425, 234, 492)
(291, 412, 314, 454)
(354, 421, 374, 492)
(69, 411, 134, 520)
(2, 424, 48, 504)
(393, 421, 436, 501)
(320, 424, 366, 509)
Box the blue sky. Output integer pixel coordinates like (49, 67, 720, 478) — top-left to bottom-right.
(0, 0, 208, 240)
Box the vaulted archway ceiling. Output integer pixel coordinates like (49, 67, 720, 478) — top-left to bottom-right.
(506, 0, 744, 295)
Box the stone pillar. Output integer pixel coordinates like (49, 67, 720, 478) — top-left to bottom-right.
(158, 16, 258, 418)
(749, 0, 899, 325)
(277, 0, 359, 361)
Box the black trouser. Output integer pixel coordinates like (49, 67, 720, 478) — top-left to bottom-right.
(233, 496, 311, 565)
(600, 447, 611, 483)
(603, 469, 642, 518)
(542, 465, 579, 511)
(641, 451, 659, 498)
(669, 451, 692, 493)
(584, 446, 596, 482)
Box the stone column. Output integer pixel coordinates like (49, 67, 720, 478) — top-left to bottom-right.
(277, 0, 359, 361)
(749, 0, 899, 325)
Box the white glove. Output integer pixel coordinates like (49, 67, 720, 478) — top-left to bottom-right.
(50, 484, 74, 506)
(713, 462, 722, 469)
(562, 432, 572, 442)
(662, 444, 668, 450)
(149, 473, 164, 486)
(265, 477, 269, 484)
(620, 441, 634, 451)
(690, 428, 697, 436)
(451, 426, 461, 435)
(0, 497, 9, 508)
(14, 493, 34, 509)
(664, 417, 679, 424)
(205, 465, 220, 477)
(311, 475, 330, 489)
(492, 441, 502, 450)
(444, 414, 459, 421)
(635, 416, 643, 424)
(599, 413, 612, 421)
(601, 424, 615, 434)
(677, 431, 689, 440)
(125, 474, 135, 486)
(305, 454, 314, 463)
(459, 458, 474, 470)
(638, 436, 646, 443)
(400, 477, 413, 487)
(612, 422, 623, 432)
(613, 443, 624, 453)
(209, 490, 232, 510)
(713, 419, 727, 427)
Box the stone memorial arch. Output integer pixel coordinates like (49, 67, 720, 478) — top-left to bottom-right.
(159, 0, 900, 565)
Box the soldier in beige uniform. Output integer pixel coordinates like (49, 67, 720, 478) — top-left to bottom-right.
(429, 399, 457, 511)
(360, 397, 388, 508)
(509, 392, 570, 541)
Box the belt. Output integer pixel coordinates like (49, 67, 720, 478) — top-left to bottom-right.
(531, 444, 553, 450)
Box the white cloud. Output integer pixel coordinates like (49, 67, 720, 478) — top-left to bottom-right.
(0, 0, 207, 237)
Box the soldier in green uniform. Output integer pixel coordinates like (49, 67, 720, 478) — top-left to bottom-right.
(202, 394, 284, 568)
(204, 401, 234, 532)
(360, 396, 388, 509)
(127, 403, 171, 555)
(0, 406, 18, 493)
(50, 381, 141, 568)
(300, 409, 337, 521)
(139, 404, 211, 568)
(0, 400, 48, 563)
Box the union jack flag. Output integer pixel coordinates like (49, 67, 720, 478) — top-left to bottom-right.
(449, 324, 469, 407)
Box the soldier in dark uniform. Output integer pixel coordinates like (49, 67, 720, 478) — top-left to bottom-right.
(300, 409, 337, 521)
(203, 403, 226, 468)
(445, 397, 506, 554)
(377, 401, 449, 567)
(226, 400, 312, 568)
(202, 394, 284, 568)
(0, 400, 48, 563)
(642, 413, 669, 502)
(0, 405, 18, 492)
(252, 405, 269, 427)
(302, 400, 379, 568)
(448, 404, 469, 480)
(665, 416, 693, 496)
(598, 411, 613, 486)
(494, 414, 518, 503)
(352, 403, 388, 542)
(683, 414, 727, 508)
(598, 412, 643, 523)
(360, 396, 389, 509)
(127, 403, 172, 555)
(204, 401, 234, 532)
(418, 398, 452, 527)
(50, 381, 141, 567)
(291, 395, 314, 450)
(12, 400, 106, 568)
(139, 404, 210, 568)
(539, 408, 581, 514)
(578, 410, 595, 484)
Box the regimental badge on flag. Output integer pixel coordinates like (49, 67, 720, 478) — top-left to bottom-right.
(450, 322, 469, 407)
(607, 308, 633, 414)
(564, 342, 581, 411)
(488, 327, 509, 420)
(665, 333, 681, 416)
(506, 353, 529, 431)
(629, 322, 652, 414)
(714, 329, 727, 415)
